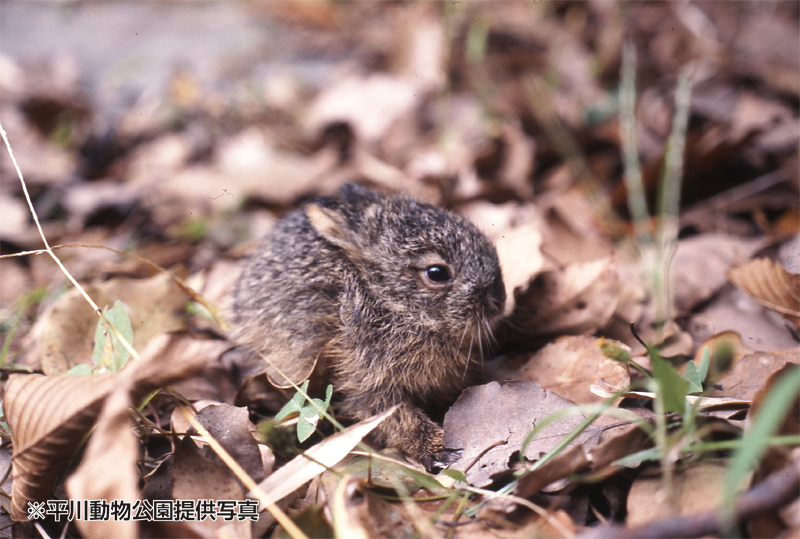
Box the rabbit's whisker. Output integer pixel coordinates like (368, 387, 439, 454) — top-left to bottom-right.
(463, 327, 475, 381)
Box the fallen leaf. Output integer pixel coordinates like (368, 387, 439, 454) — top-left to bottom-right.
(194, 403, 265, 484)
(213, 128, 339, 206)
(160, 436, 251, 539)
(626, 460, 733, 526)
(728, 257, 800, 329)
(443, 381, 603, 487)
(6, 332, 211, 522)
(249, 407, 395, 509)
(508, 257, 620, 338)
(489, 335, 630, 404)
(690, 286, 798, 352)
(0, 195, 30, 244)
(671, 234, 765, 313)
(65, 378, 139, 539)
(493, 221, 545, 316)
(713, 349, 800, 401)
(684, 332, 752, 383)
(5, 373, 117, 521)
(538, 188, 615, 266)
(329, 477, 377, 539)
(37, 273, 191, 374)
(305, 74, 422, 145)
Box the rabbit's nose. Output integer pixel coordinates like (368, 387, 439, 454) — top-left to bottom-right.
(487, 276, 506, 316)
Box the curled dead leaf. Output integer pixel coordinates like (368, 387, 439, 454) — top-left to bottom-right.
(5, 373, 117, 521)
(507, 256, 621, 339)
(672, 234, 765, 313)
(65, 379, 140, 539)
(728, 257, 800, 329)
(6, 333, 212, 522)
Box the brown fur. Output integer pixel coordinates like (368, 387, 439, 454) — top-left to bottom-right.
(233, 184, 505, 469)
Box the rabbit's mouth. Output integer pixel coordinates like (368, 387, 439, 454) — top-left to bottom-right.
(454, 312, 500, 379)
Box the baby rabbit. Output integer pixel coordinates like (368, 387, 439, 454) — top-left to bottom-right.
(233, 184, 505, 469)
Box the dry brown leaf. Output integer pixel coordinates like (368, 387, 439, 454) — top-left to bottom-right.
(0, 195, 30, 244)
(515, 445, 590, 499)
(490, 335, 630, 404)
(712, 349, 800, 401)
(160, 436, 251, 539)
(7, 333, 212, 522)
(443, 381, 603, 487)
(626, 460, 733, 526)
(690, 285, 798, 352)
(62, 180, 142, 229)
(329, 476, 376, 539)
(538, 188, 615, 266)
(0, 259, 33, 314)
(65, 379, 139, 539)
(685, 332, 752, 383)
(728, 257, 800, 329)
(496, 122, 536, 199)
(459, 202, 545, 317)
(5, 373, 117, 521)
(671, 234, 765, 313)
(194, 404, 265, 484)
(393, 5, 445, 93)
(328, 473, 454, 539)
(213, 129, 340, 206)
(250, 407, 394, 509)
(587, 423, 654, 476)
(493, 221, 545, 316)
(37, 273, 190, 374)
(508, 422, 651, 505)
(508, 256, 620, 338)
(305, 74, 422, 146)
(0, 122, 76, 186)
(142, 334, 234, 404)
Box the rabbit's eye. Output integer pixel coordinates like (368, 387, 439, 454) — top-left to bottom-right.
(424, 264, 452, 283)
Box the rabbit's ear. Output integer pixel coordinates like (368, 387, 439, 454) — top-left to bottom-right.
(306, 203, 362, 257)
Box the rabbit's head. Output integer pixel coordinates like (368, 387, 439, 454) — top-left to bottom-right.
(306, 184, 505, 346)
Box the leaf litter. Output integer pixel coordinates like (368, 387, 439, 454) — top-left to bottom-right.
(0, 1, 798, 538)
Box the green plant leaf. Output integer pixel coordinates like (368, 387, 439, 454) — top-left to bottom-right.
(697, 346, 710, 383)
(296, 408, 319, 442)
(683, 347, 711, 395)
(441, 468, 467, 483)
(64, 364, 93, 377)
(275, 380, 310, 423)
(683, 361, 703, 394)
(398, 465, 446, 491)
(275, 382, 335, 443)
(723, 366, 800, 515)
(91, 300, 134, 373)
(650, 351, 689, 414)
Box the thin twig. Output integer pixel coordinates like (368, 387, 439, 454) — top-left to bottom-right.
(0, 243, 227, 329)
(0, 122, 140, 362)
(181, 407, 310, 539)
(579, 457, 800, 539)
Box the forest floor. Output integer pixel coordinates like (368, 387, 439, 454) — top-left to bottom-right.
(0, 2, 798, 538)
